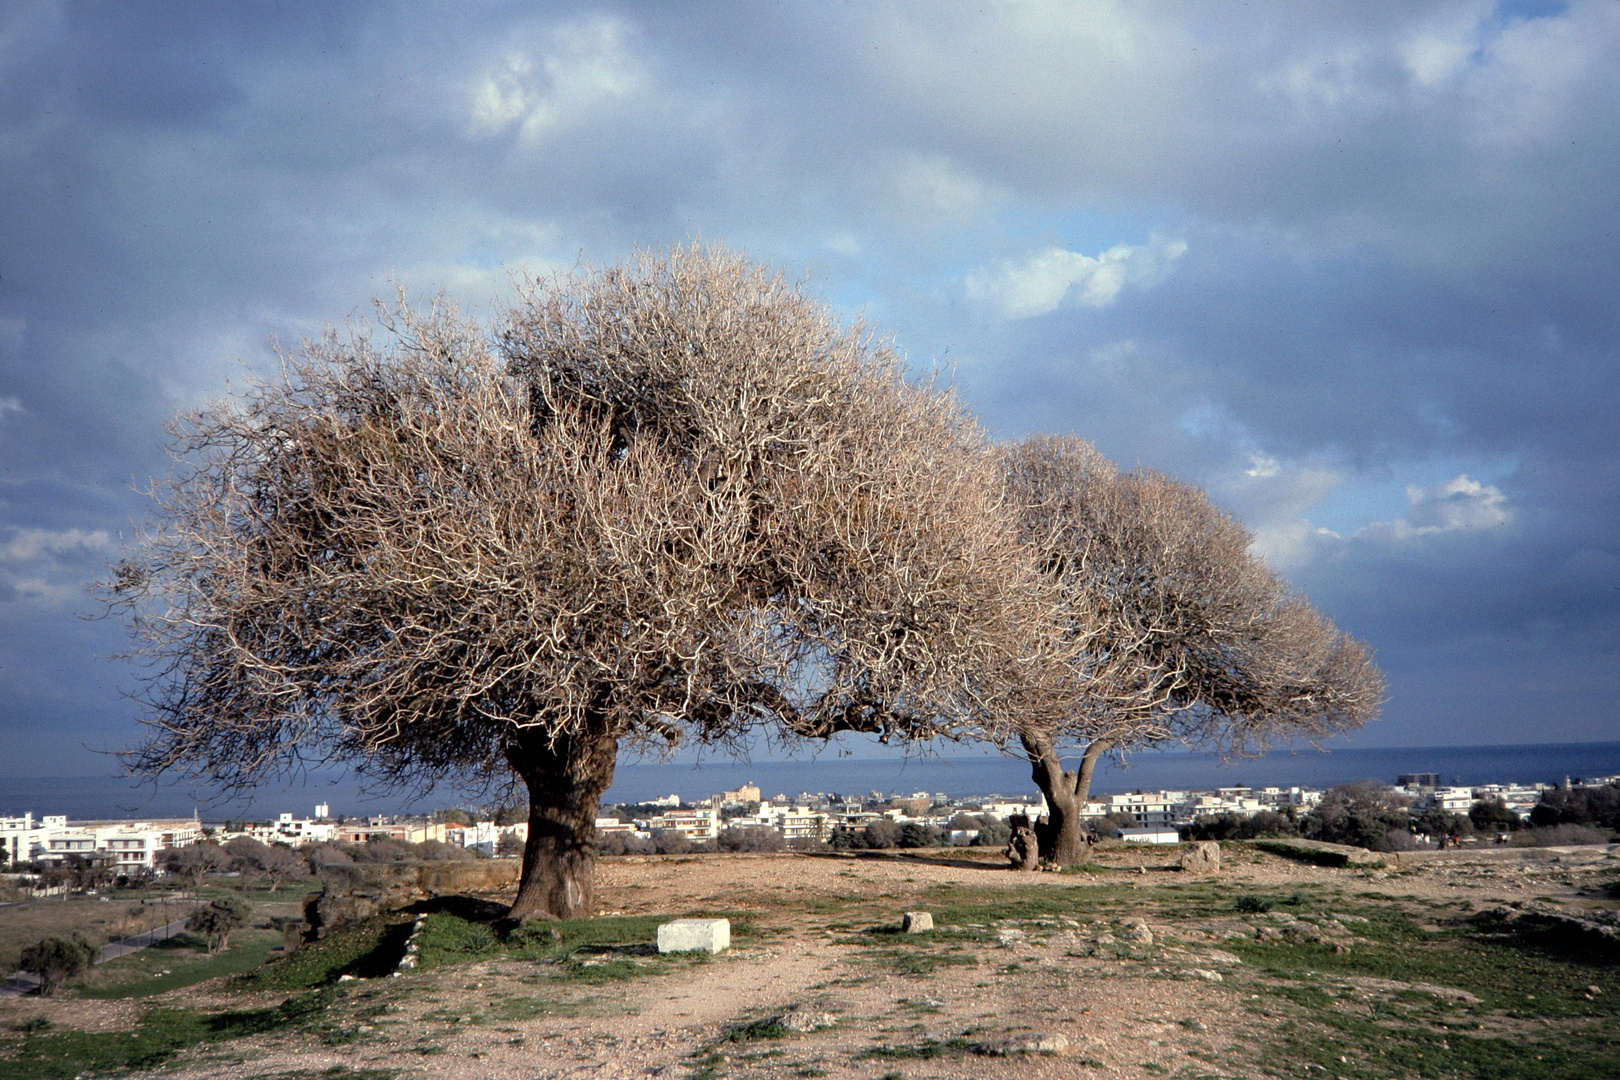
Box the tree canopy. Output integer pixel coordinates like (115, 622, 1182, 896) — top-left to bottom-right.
(109, 247, 1049, 918)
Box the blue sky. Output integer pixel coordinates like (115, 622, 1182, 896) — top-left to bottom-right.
(1, 1, 1616, 781)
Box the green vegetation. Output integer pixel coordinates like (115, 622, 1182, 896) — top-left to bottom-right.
(1226, 895, 1620, 1078)
(18, 933, 99, 996)
(241, 914, 414, 991)
(856, 1036, 973, 1060)
(78, 929, 281, 998)
(0, 988, 348, 1080)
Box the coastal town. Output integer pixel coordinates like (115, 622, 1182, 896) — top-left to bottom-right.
(5, 771, 1617, 879)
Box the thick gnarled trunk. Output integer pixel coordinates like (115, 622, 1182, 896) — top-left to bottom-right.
(505, 721, 619, 922)
(1022, 732, 1109, 866)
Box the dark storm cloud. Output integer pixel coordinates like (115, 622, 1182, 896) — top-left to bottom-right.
(1, 1, 1615, 779)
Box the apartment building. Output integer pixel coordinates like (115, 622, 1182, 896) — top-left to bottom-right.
(1, 813, 63, 865)
(17, 817, 201, 871)
(247, 812, 338, 845)
(643, 808, 718, 840)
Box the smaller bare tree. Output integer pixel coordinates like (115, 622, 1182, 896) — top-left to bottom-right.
(1002, 436, 1384, 865)
(187, 896, 251, 953)
(164, 843, 230, 896)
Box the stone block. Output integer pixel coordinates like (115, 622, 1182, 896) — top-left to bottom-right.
(902, 911, 934, 932)
(658, 918, 730, 954)
(1179, 840, 1222, 872)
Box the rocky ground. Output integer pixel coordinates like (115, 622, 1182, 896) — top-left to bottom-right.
(2, 841, 1617, 1080)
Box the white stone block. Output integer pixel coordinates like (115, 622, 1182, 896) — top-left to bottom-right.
(902, 911, 934, 932)
(658, 918, 730, 954)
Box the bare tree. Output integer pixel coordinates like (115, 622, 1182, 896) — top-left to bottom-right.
(163, 842, 230, 895)
(108, 247, 1045, 920)
(1001, 435, 1384, 865)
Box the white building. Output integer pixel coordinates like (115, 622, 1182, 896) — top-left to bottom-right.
(243, 812, 337, 845)
(23, 818, 201, 871)
(980, 797, 1048, 820)
(1103, 792, 1189, 828)
(1, 813, 63, 865)
(642, 808, 718, 840)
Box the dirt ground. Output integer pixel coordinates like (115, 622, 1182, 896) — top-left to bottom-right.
(3, 842, 1617, 1080)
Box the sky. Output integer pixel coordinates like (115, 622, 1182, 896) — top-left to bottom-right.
(1, 1, 1616, 785)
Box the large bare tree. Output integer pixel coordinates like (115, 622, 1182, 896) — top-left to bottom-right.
(1001, 435, 1385, 864)
(108, 248, 1048, 919)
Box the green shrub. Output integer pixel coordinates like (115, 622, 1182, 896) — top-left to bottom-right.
(19, 933, 99, 996)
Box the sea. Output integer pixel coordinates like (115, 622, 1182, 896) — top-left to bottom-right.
(3, 741, 1618, 823)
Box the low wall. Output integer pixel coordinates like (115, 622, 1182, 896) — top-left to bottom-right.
(295, 858, 520, 946)
(1250, 838, 1386, 868)
(1390, 843, 1620, 868)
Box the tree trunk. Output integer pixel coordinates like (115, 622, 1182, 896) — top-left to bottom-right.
(1022, 732, 1110, 866)
(504, 720, 619, 922)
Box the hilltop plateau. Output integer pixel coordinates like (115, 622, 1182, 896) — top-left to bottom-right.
(2, 841, 1617, 1080)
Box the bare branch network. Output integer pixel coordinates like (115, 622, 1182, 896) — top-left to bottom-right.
(105, 246, 1380, 914)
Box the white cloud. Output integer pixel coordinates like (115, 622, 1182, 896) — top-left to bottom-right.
(469, 15, 644, 141)
(892, 155, 997, 219)
(0, 395, 22, 420)
(1251, 518, 1345, 573)
(1, 527, 112, 563)
(1356, 474, 1511, 542)
(0, 528, 112, 608)
(1245, 453, 1281, 478)
(964, 236, 1187, 319)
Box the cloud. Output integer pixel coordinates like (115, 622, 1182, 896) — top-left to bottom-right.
(1, 528, 113, 563)
(469, 15, 645, 141)
(1245, 453, 1281, 478)
(964, 237, 1187, 318)
(1356, 475, 1512, 542)
(891, 155, 997, 220)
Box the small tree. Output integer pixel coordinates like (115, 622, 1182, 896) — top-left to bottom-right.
(495, 831, 524, 859)
(187, 896, 251, 953)
(1305, 781, 1413, 849)
(1000, 436, 1384, 864)
(863, 819, 901, 849)
(20, 934, 99, 995)
(163, 843, 229, 895)
(717, 826, 785, 853)
(258, 844, 306, 891)
(1470, 797, 1521, 833)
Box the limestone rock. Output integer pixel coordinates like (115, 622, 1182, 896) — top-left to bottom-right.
(1179, 841, 1222, 873)
(978, 1033, 1069, 1056)
(903, 911, 934, 933)
(774, 1011, 837, 1032)
(1117, 917, 1154, 945)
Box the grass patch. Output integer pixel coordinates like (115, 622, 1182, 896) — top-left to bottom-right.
(0, 988, 347, 1079)
(856, 945, 980, 977)
(723, 1017, 795, 1042)
(856, 1037, 973, 1060)
(77, 929, 282, 998)
(241, 914, 413, 991)
(1230, 903, 1620, 1078)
